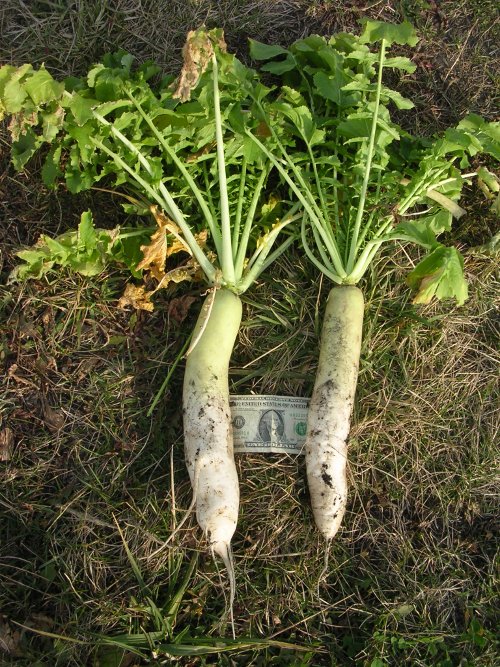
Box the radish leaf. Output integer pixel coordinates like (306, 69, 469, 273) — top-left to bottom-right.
(407, 246, 468, 305)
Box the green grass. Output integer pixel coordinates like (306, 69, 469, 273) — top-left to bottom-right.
(0, 1, 499, 665)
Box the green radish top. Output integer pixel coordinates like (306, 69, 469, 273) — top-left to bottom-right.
(249, 20, 500, 305)
(2, 22, 498, 305)
(0, 29, 299, 297)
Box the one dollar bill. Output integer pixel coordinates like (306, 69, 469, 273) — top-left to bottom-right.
(229, 395, 310, 454)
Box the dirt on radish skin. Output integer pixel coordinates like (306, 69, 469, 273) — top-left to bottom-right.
(305, 286, 364, 541)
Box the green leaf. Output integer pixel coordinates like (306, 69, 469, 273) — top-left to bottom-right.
(438, 127, 483, 158)
(390, 209, 452, 250)
(11, 251, 54, 281)
(274, 103, 319, 144)
(67, 123, 96, 163)
(78, 211, 97, 252)
(24, 67, 64, 105)
(67, 93, 99, 125)
(458, 113, 499, 141)
(384, 56, 417, 72)
(249, 39, 289, 60)
(1, 64, 32, 113)
(41, 106, 65, 141)
(0, 64, 16, 92)
(392, 219, 439, 249)
(11, 128, 39, 170)
(407, 245, 468, 305)
(424, 189, 465, 219)
(469, 231, 500, 256)
(67, 252, 107, 276)
(337, 115, 370, 140)
(294, 35, 327, 53)
(314, 70, 355, 107)
(111, 233, 150, 276)
(359, 20, 419, 47)
(11, 219, 127, 281)
(44, 235, 72, 262)
(261, 58, 296, 75)
(424, 209, 453, 234)
(477, 166, 500, 196)
(243, 133, 265, 163)
(381, 87, 414, 110)
(41, 146, 63, 187)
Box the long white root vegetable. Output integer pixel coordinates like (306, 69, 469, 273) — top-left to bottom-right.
(183, 287, 242, 606)
(305, 285, 364, 541)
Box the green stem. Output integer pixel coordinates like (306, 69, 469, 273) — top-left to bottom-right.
(398, 165, 449, 214)
(91, 137, 216, 282)
(310, 216, 336, 273)
(346, 38, 387, 273)
(250, 234, 296, 278)
(301, 215, 342, 284)
(212, 55, 235, 284)
(251, 100, 326, 223)
(202, 162, 218, 222)
(307, 141, 329, 223)
(245, 130, 347, 278)
(126, 91, 222, 256)
(348, 216, 394, 283)
(333, 164, 340, 237)
(233, 166, 270, 278)
(355, 209, 378, 253)
(332, 107, 341, 235)
(238, 218, 298, 292)
(147, 334, 193, 417)
(246, 212, 301, 272)
(232, 156, 247, 256)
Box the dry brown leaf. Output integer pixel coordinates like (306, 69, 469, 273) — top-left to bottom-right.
(130, 206, 208, 306)
(173, 28, 227, 102)
(165, 265, 196, 284)
(0, 617, 22, 656)
(0, 428, 14, 462)
(138, 207, 207, 287)
(40, 396, 65, 433)
(8, 110, 38, 141)
(154, 261, 200, 292)
(194, 229, 208, 250)
(168, 295, 197, 324)
(137, 206, 192, 280)
(7, 364, 39, 389)
(118, 284, 155, 312)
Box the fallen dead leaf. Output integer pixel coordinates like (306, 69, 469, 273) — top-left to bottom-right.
(40, 397, 65, 433)
(41, 307, 54, 331)
(168, 295, 197, 324)
(7, 364, 39, 389)
(0, 617, 22, 656)
(118, 283, 155, 312)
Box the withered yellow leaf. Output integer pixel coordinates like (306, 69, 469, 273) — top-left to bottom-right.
(137, 206, 191, 280)
(173, 28, 227, 102)
(118, 283, 155, 312)
(154, 258, 202, 292)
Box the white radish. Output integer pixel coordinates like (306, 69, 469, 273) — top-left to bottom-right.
(305, 285, 364, 541)
(183, 287, 242, 610)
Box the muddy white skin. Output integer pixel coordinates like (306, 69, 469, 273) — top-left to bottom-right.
(183, 288, 242, 601)
(305, 286, 364, 540)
